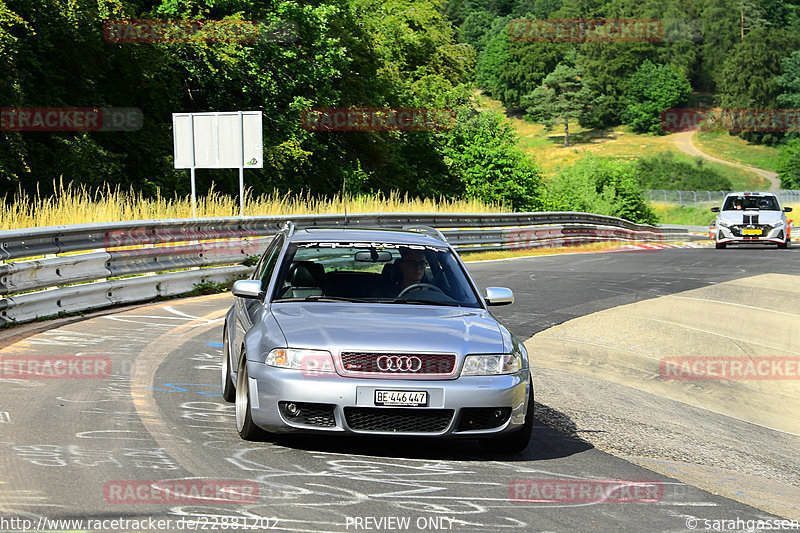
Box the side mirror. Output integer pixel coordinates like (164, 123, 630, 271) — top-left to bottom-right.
(232, 279, 264, 299)
(711, 207, 720, 213)
(485, 287, 513, 306)
(784, 207, 793, 212)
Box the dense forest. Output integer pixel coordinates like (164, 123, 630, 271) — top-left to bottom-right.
(2, 0, 800, 223)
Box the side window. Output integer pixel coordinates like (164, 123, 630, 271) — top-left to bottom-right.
(251, 236, 275, 280)
(259, 234, 285, 291)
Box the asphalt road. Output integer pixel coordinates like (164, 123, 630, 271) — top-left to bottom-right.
(1, 245, 799, 533)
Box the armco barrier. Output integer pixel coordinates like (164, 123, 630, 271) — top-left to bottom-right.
(0, 212, 686, 325)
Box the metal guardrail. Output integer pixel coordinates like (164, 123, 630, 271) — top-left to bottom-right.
(646, 189, 800, 207)
(0, 212, 686, 326)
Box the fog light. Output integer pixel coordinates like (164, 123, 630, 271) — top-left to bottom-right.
(286, 403, 299, 415)
(493, 409, 504, 419)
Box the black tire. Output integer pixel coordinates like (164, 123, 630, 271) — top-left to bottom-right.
(221, 327, 235, 403)
(235, 351, 265, 440)
(480, 380, 534, 454)
(778, 238, 789, 249)
(715, 242, 726, 249)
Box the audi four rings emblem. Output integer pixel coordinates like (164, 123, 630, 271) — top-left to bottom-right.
(377, 355, 423, 372)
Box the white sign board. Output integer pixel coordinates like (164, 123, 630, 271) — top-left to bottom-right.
(172, 111, 263, 217)
(172, 111, 263, 169)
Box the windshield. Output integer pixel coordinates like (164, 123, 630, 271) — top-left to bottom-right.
(272, 242, 482, 308)
(722, 195, 780, 211)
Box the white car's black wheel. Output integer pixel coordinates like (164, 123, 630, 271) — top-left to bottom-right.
(221, 327, 235, 403)
(715, 242, 726, 249)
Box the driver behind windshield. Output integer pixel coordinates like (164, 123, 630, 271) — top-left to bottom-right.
(396, 248, 427, 290)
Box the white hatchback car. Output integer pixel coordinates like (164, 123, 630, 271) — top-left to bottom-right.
(711, 192, 792, 249)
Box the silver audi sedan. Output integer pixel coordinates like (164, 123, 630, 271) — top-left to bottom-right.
(221, 223, 533, 452)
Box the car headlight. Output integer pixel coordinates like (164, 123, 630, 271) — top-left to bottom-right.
(769, 221, 785, 228)
(461, 354, 522, 376)
(264, 348, 335, 372)
(717, 220, 731, 228)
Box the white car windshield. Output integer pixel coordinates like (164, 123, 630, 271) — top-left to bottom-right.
(722, 196, 779, 211)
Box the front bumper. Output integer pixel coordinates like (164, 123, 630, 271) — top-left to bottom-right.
(716, 225, 787, 244)
(245, 361, 531, 437)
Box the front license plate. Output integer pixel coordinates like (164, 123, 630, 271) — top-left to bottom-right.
(374, 390, 428, 407)
(742, 228, 761, 235)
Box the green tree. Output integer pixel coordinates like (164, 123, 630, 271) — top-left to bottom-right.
(718, 26, 800, 144)
(623, 60, 692, 134)
(777, 138, 800, 189)
(475, 16, 513, 100)
(577, 42, 657, 128)
(776, 50, 800, 108)
(439, 108, 545, 211)
(719, 27, 800, 109)
(699, 0, 748, 91)
(459, 10, 495, 52)
(522, 54, 595, 146)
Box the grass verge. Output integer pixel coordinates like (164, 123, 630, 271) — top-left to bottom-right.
(460, 242, 626, 262)
(0, 181, 508, 230)
(693, 130, 781, 173)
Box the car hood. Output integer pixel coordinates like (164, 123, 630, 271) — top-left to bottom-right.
(718, 210, 784, 224)
(271, 303, 509, 355)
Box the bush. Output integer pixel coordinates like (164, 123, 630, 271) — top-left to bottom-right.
(777, 138, 800, 189)
(546, 155, 658, 224)
(439, 108, 546, 211)
(634, 152, 733, 190)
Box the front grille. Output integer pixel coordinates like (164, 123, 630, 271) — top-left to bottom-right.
(340, 352, 456, 376)
(344, 407, 453, 433)
(456, 407, 512, 431)
(279, 402, 336, 427)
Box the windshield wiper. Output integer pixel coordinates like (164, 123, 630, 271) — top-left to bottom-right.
(390, 298, 463, 307)
(301, 295, 373, 303)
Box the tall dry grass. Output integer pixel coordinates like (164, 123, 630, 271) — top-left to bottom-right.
(0, 181, 508, 230)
